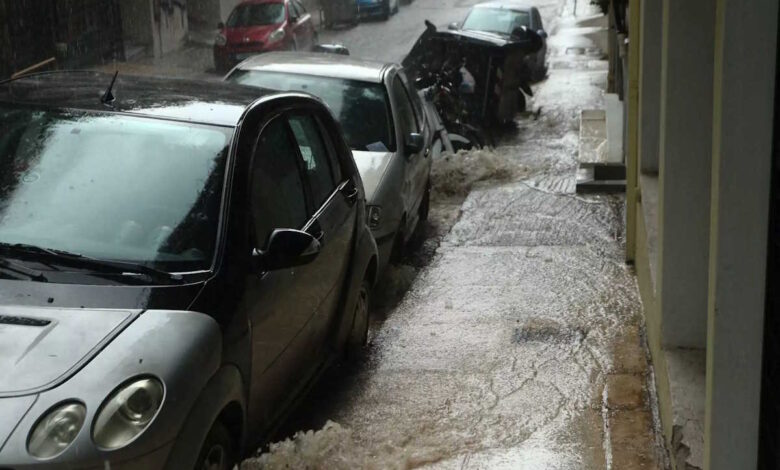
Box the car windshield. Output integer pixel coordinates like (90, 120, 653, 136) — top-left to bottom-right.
(462, 8, 531, 35)
(227, 3, 286, 27)
(229, 70, 394, 152)
(0, 106, 231, 272)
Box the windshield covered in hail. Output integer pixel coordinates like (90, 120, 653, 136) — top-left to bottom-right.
(0, 106, 231, 272)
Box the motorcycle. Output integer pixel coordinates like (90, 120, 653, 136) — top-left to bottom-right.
(416, 62, 489, 152)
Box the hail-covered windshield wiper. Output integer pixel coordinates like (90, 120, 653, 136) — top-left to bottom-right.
(0, 243, 183, 284)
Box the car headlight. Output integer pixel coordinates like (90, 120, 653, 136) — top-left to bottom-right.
(28, 402, 86, 459)
(92, 377, 164, 449)
(367, 206, 382, 229)
(215, 33, 227, 46)
(268, 27, 285, 43)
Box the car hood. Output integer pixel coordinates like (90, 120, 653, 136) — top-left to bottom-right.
(0, 307, 139, 398)
(352, 150, 394, 203)
(226, 24, 283, 45)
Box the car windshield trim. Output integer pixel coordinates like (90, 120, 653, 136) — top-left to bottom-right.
(0, 105, 235, 276)
(462, 8, 531, 35)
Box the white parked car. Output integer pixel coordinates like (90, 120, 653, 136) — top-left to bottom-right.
(226, 53, 434, 274)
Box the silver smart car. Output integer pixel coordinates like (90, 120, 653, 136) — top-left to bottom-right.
(226, 53, 434, 274)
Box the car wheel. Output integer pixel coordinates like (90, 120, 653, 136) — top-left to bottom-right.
(195, 422, 234, 470)
(345, 280, 370, 359)
(381, 0, 390, 20)
(392, 0, 399, 14)
(517, 91, 527, 113)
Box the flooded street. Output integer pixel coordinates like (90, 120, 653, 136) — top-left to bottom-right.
(241, 0, 665, 469)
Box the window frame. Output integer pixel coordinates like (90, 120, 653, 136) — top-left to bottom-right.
(391, 75, 421, 135)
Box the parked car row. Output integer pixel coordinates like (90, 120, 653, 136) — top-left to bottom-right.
(0, 46, 437, 469)
(214, 0, 410, 73)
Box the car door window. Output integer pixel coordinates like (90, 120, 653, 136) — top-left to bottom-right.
(251, 117, 308, 246)
(290, 1, 304, 19)
(392, 76, 420, 136)
(288, 114, 337, 207)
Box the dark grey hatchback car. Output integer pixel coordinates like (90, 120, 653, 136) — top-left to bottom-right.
(0, 72, 377, 469)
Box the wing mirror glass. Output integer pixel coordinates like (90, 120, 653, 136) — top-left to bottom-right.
(404, 133, 424, 156)
(252, 229, 320, 272)
(448, 21, 459, 31)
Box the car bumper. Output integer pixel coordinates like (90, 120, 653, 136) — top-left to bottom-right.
(0, 440, 174, 470)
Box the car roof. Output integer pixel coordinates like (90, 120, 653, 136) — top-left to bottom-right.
(473, 2, 533, 12)
(234, 52, 392, 83)
(0, 71, 276, 127)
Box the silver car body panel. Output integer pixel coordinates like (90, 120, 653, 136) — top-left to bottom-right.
(235, 52, 387, 83)
(0, 309, 222, 469)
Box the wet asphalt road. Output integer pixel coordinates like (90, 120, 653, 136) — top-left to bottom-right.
(242, 0, 664, 468)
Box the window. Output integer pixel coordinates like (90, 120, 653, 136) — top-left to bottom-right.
(251, 118, 308, 246)
(0, 106, 230, 272)
(461, 8, 531, 35)
(289, 114, 337, 207)
(227, 3, 286, 27)
(229, 70, 394, 152)
(392, 76, 420, 135)
(291, 0, 306, 16)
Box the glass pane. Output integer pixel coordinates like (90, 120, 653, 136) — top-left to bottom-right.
(0, 107, 230, 271)
(251, 118, 308, 246)
(227, 3, 286, 27)
(289, 114, 336, 207)
(462, 8, 531, 35)
(228, 70, 394, 153)
(392, 76, 420, 134)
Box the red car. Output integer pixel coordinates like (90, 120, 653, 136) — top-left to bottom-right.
(214, 0, 317, 73)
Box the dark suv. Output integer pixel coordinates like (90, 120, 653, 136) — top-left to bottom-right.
(0, 72, 377, 469)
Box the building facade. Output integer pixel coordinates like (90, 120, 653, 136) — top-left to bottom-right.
(618, 0, 780, 468)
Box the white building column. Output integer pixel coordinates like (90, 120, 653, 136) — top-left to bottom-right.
(656, 0, 715, 348)
(704, 0, 778, 467)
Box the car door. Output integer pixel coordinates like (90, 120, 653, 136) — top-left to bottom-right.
(390, 74, 430, 233)
(287, 111, 357, 357)
(243, 115, 322, 431)
(289, 0, 313, 49)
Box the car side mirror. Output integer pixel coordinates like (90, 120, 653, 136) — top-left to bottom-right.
(404, 133, 424, 155)
(537, 29, 548, 39)
(252, 229, 320, 272)
(217, 22, 225, 30)
(448, 22, 459, 31)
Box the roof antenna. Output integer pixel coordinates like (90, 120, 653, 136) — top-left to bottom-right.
(101, 70, 119, 105)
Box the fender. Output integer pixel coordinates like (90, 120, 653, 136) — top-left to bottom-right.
(333, 224, 378, 348)
(165, 365, 246, 470)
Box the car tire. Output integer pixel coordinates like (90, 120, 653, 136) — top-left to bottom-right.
(194, 421, 234, 470)
(418, 179, 431, 224)
(392, 0, 399, 14)
(517, 91, 527, 113)
(381, 0, 390, 20)
(345, 280, 370, 360)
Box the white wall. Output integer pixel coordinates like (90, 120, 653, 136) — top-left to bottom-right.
(152, 1, 189, 58)
(704, 0, 778, 467)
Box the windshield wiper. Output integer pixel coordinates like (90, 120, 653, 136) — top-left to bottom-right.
(0, 243, 183, 284)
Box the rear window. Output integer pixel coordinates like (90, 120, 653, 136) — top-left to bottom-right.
(227, 3, 286, 27)
(462, 8, 531, 35)
(229, 70, 395, 152)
